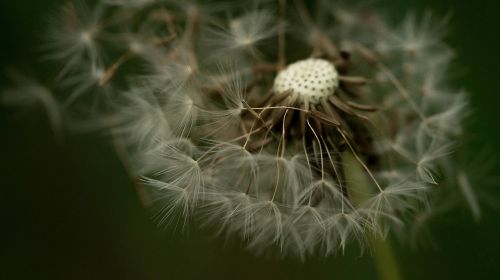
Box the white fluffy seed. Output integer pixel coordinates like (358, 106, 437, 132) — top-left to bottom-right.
(273, 58, 339, 104)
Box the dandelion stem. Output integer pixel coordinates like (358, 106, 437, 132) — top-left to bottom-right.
(343, 152, 401, 280)
(370, 235, 402, 280)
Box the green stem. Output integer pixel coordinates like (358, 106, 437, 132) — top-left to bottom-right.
(342, 151, 402, 280)
(370, 235, 402, 280)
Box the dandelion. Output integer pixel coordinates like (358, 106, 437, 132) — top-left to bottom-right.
(6, 0, 478, 263)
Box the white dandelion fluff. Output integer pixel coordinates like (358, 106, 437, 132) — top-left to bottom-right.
(4, 0, 478, 260)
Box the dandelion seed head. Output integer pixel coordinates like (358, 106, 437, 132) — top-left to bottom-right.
(273, 58, 339, 104)
(9, 0, 478, 259)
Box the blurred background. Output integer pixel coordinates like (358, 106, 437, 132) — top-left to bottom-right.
(1, 0, 499, 279)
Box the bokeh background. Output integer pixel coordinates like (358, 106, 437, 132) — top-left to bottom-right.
(1, 0, 499, 279)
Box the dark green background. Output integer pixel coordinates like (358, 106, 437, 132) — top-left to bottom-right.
(1, 0, 499, 279)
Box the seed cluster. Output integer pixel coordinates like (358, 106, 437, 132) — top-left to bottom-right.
(35, 0, 469, 259)
(273, 58, 339, 103)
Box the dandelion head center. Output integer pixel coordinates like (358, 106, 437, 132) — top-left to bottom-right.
(273, 58, 339, 104)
